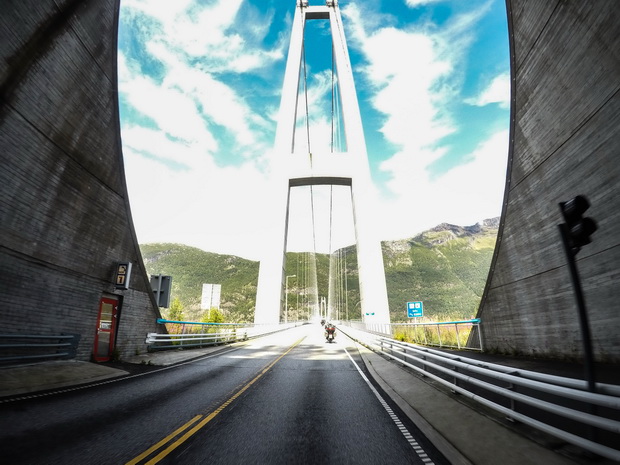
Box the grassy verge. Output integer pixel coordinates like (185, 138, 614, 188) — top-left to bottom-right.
(393, 314, 475, 348)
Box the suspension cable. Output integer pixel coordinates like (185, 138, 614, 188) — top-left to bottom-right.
(341, 255, 343, 320)
(331, 36, 335, 154)
(343, 248, 349, 320)
(308, 186, 317, 255)
(302, 30, 311, 156)
(301, 25, 318, 258)
(328, 186, 334, 253)
(327, 33, 336, 315)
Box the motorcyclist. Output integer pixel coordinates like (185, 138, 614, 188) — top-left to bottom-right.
(324, 322, 336, 342)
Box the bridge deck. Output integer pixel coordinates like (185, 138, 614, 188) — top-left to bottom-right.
(2, 329, 616, 464)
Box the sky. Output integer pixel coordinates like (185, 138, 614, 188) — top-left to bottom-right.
(117, 0, 510, 261)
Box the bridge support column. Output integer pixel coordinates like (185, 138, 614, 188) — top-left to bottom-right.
(254, 2, 390, 326)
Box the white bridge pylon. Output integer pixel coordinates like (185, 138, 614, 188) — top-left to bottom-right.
(254, 1, 390, 325)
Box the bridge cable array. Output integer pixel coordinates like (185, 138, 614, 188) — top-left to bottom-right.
(292, 18, 352, 321)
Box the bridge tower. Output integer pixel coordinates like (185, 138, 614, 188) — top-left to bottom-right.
(254, 0, 390, 325)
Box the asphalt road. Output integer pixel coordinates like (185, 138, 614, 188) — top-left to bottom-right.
(0, 325, 449, 465)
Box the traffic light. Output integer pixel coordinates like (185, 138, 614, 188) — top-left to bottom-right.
(557, 195, 598, 392)
(559, 195, 597, 254)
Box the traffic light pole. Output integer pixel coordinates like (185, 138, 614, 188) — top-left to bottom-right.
(558, 223, 597, 393)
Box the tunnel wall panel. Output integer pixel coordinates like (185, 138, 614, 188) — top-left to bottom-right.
(0, 0, 162, 361)
(477, 0, 620, 362)
(511, 2, 620, 187)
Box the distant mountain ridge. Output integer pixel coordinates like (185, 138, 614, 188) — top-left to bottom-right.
(140, 218, 499, 323)
(382, 218, 498, 321)
(427, 217, 499, 236)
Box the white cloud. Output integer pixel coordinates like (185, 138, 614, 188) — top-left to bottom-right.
(146, 42, 262, 149)
(123, 142, 273, 260)
(377, 130, 509, 240)
(341, 2, 508, 241)
(117, 1, 284, 259)
(405, 0, 445, 7)
(119, 0, 283, 160)
(343, 3, 460, 171)
(123, 0, 282, 73)
(119, 66, 218, 153)
(121, 126, 206, 171)
(121, 0, 194, 23)
(465, 72, 511, 108)
(405, 0, 445, 6)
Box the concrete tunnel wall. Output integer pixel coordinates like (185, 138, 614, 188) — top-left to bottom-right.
(475, 1, 620, 362)
(0, 0, 164, 361)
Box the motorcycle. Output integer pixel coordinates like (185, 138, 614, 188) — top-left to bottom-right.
(325, 324, 336, 343)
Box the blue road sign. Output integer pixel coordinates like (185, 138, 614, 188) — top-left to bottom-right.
(407, 301, 423, 318)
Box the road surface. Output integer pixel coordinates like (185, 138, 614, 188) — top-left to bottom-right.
(0, 325, 448, 464)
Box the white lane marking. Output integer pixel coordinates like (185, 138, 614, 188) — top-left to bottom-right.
(344, 347, 436, 465)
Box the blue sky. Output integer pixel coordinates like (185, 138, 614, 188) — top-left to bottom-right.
(117, 0, 510, 261)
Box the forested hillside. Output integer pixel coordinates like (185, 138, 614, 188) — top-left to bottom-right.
(140, 218, 498, 323)
(382, 218, 498, 321)
(140, 244, 259, 322)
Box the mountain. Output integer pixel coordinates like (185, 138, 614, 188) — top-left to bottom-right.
(382, 218, 499, 322)
(140, 244, 259, 322)
(140, 218, 498, 323)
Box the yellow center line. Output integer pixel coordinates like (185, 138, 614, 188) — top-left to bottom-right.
(125, 336, 305, 465)
(124, 415, 204, 465)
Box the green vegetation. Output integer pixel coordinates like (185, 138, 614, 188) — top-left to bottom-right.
(393, 325, 472, 348)
(165, 297, 184, 321)
(140, 219, 498, 324)
(383, 221, 498, 322)
(393, 312, 478, 348)
(201, 308, 225, 324)
(140, 244, 259, 323)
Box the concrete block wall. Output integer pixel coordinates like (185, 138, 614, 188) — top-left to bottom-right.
(476, 1, 620, 361)
(0, 0, 163, 361)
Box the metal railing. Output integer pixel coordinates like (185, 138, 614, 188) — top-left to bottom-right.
(145, 319, 306, 351)
(0, 333, 81, 364)
(339, 326, 620, 462)
(346, 318, 483, 351)
(145, 330, 242, 350)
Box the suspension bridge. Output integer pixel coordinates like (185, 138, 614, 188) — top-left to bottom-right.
(254, 2, 390, 326)
(0, 0, 619, 463)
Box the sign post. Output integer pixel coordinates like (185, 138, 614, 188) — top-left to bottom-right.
(150, 274, 172, 308)
(407, 301, 423, 318)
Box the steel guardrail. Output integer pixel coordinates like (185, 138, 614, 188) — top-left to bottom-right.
(0, 333, 80, 364)
(145, 330, 244, 350)
(146, 321, 307, 351)
(349, 318, 483, 351)
(338, 326, 620, 462)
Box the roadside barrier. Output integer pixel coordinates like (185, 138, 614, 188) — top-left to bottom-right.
(348, 318, 483, 351)
(145, 329, 245, 350)
(145, 319, 305, 351)
(0, 333, 80, 364)
(339, 325, 620, 462)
